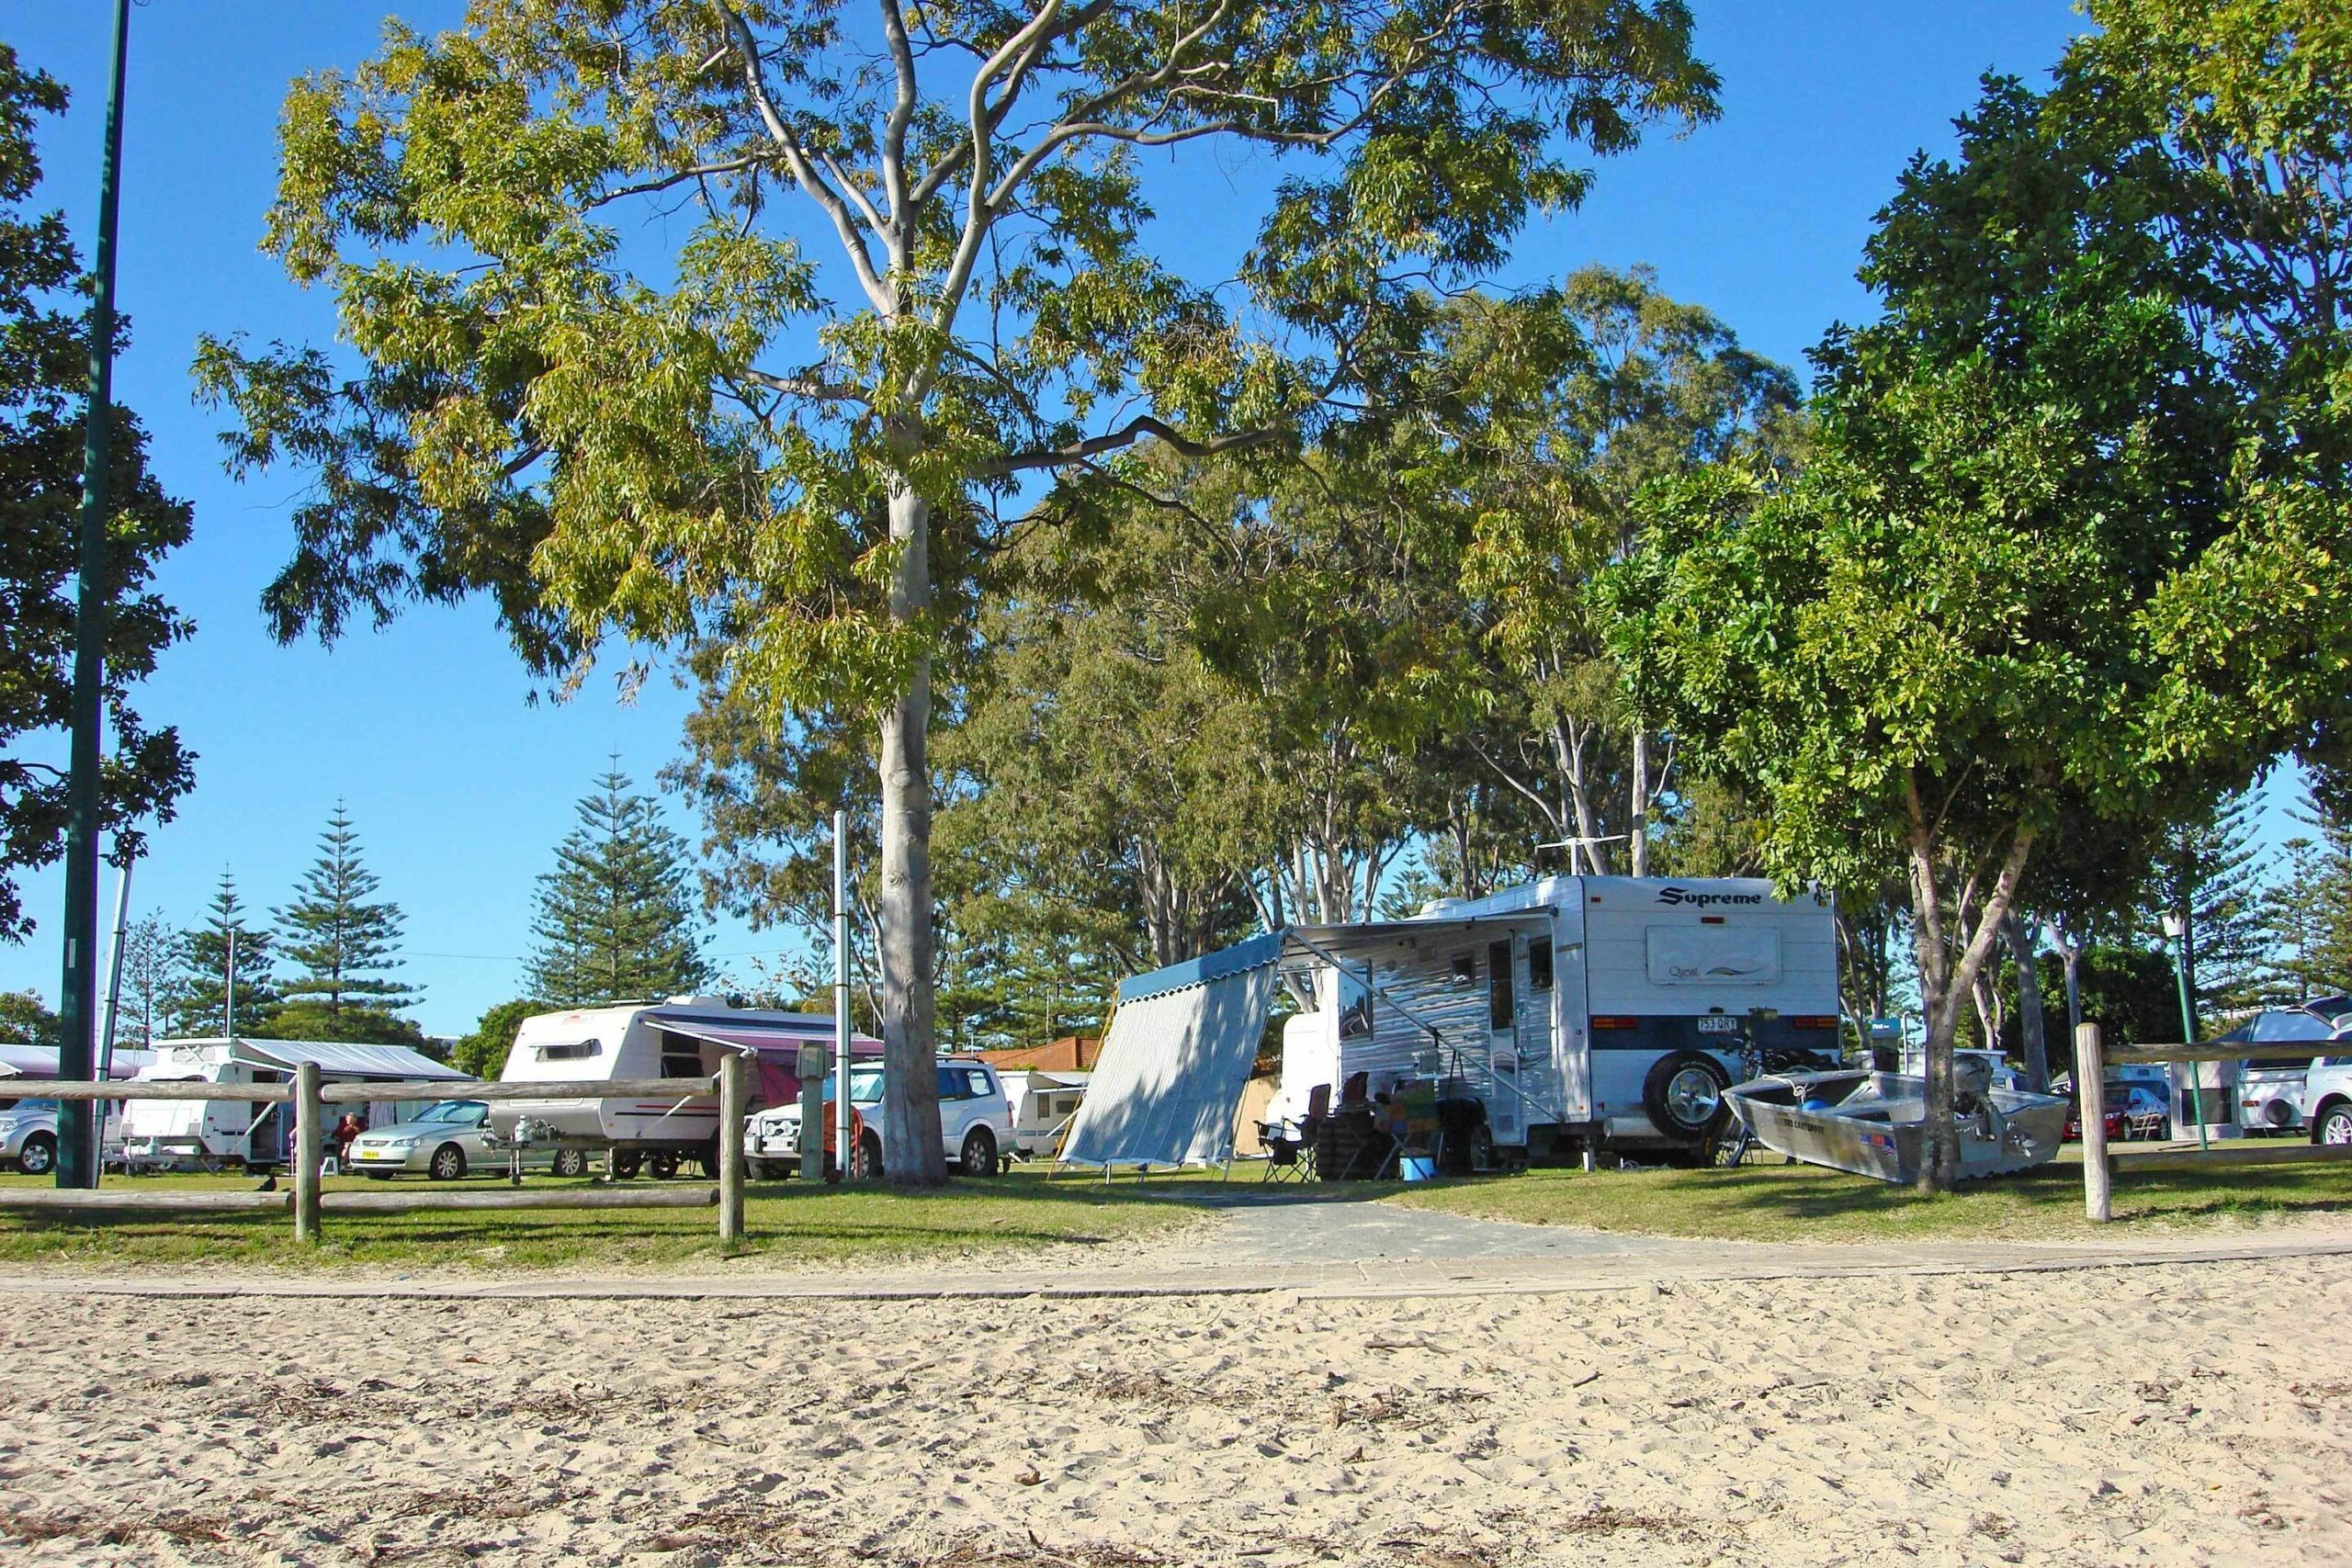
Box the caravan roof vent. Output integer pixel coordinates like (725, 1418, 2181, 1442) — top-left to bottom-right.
(1418, 897, 1470, 919)
(664, 994, 732, 1009)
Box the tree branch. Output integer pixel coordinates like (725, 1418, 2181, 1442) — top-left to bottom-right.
(976, 412, 1284, 477)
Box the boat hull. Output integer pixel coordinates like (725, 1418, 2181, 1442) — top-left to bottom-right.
(1724, 1071, 2069, 1184)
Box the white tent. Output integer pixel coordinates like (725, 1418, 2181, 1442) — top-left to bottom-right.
(1058, 933, 1281, 1169)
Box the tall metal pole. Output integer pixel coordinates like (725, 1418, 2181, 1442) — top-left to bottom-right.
(97, 853, 134, 1079)
(832, 809, 853, 1177)
(54, 0, 135, 1190)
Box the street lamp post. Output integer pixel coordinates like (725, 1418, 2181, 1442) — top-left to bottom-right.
(54, 0, 134, 1190)
(2160, 910, 2208, 1152)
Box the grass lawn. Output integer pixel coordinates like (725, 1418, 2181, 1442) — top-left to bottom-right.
(1385, 1146, 2352, 1244)
(0, 1167, 1209, 1273)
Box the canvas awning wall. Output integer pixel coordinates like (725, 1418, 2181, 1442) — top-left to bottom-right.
(1058, 932, 1283, 1169)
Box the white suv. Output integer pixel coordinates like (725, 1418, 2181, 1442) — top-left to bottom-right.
(2304, 1050, 2352, 1148)
(747, 1058, 1015, 1178)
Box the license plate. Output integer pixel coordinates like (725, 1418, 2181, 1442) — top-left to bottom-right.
(1696, 1017, 1738, 1035)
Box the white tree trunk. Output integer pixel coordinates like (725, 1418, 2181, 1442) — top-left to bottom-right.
(1627, 728, 1649, 877)
(876, 475, 948, 1185)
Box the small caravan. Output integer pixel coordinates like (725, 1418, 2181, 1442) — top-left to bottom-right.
(486, 998, 881, 1175)
(1000, 1068, 1089, 1159)
(121, 1038, 468, 1171)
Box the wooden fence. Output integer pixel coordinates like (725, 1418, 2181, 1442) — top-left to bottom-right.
(0, 1055, 752, 1244)
(2075, 1022, 2352, 1222)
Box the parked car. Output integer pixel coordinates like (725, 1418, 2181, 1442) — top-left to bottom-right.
(2304, 1054, 2352, 1147)
(347, 1100, 591, 1180)
(748, 1058, 1015, 1178)
(2063, 1078, 2173, 1143)
(0, 1096, 130, 1176)
(2199, 1001, 2351, 1134)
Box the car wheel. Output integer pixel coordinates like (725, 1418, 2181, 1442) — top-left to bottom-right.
(549, 1148, 587, 1179)
(2317, 1107, 2352, 1146)
(854, 1131, 884, 1179)
(695, 1139, 720, 1179)
(960, 1126, 998, 1178)
(649, 1152, 682, 1180)
(608, 1149, 642, 1179)
(1643, 1052, 1731, 1142)
(17, 1133, 55, 1177)
(428, 1144, 467, 1181)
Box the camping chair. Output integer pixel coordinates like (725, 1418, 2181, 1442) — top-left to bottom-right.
(1257, 1122, 1311, 1182)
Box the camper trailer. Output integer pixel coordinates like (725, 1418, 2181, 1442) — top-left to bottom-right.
(485, 998, 881, 1176)
(1069, 875, 1841, 1174)
(120, 1038, 468, 1171)
(1000, 1068, 1089, 1159)
(1268, 876, 1841, 1161)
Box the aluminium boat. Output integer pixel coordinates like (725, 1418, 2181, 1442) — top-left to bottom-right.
(1722, 1063, 2070, 1184)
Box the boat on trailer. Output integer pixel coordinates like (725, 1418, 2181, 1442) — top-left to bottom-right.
(1723, 1060, 2071, 1183)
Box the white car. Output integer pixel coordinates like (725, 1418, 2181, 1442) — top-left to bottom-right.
(2305, 1052, 2352, 1148)
(747, 1058, 1015, 1178)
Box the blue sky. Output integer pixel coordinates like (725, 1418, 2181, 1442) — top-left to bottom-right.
(6, 1, 2224, 1035)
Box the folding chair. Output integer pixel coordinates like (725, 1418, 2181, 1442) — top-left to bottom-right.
(1258, 1122, 1309, 1182)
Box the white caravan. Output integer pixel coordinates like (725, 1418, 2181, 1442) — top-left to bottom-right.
(1261, 876, 1842, 1161)
(486, 998, 881, 1178)
(1000, 1068, 1090, 1159)
(120, 1038, 468, 1171)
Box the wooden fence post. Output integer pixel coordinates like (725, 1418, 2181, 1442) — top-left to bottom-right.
(718, 1052, 747, 1244)
(294, 1060, 324, 1244)
(2077, 1022, 2110, 1224)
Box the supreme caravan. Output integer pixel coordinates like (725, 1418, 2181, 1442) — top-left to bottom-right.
(487, 998, 882, 1175)
(121, 1039, 467, 1170)
(1065, 874, 1828, 1171)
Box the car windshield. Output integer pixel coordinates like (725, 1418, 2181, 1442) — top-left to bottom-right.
(2250, 1011, 2335, 1043)
(416, 1100, 487, 1124)
(804, 1066, 887, 1106)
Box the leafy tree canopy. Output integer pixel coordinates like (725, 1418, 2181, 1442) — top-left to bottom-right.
(0, 44, 194, 942)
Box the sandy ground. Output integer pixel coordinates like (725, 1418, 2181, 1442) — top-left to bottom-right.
(2, 1256, 2346, 1568)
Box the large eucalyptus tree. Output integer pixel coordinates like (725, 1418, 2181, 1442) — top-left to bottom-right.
(196, 0, 1714, 1182)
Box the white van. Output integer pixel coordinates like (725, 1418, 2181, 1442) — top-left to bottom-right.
(1264, 875, 1842, 1161)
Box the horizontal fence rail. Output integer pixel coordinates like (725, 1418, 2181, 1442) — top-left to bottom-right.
(0, 1058, 751, 1245)
(2077, 1023, 2348, 1221)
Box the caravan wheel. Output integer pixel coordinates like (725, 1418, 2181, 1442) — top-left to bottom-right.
(649, 1152, 682, 1179)
(1644, 1052, 1731, 1143)
(608, 1150, 642, 1179)
(549, 1148, 588, 1179)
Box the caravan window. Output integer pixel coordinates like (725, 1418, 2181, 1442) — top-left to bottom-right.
(1487, 941, 1514, 1029)
(537, 1039, 600, 1061)
(1529, 943, 1554, 992)
(657, 1033, 707, 1079)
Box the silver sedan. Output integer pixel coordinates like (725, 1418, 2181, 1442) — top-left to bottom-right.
(346, 1100, 589, 1180)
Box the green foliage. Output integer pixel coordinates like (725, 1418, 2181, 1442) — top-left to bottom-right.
(114, 910, 171, 1049)
(2141, 792, 2267, 1023)
(0, 988, 57, 1047)
(273, 803, 421, 1022)
(449, 997, 546, 1081)
(2260, 786, 2352, 1002)
(164, 873, 281, 1037)
(250, 1001, 428, 1048)
(526, 762, 710, 1006)
(0, 45, 194, 942)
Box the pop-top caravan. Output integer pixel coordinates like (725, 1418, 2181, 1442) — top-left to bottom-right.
(120, 1038, 468, 1171)
(486, 998, 882, 1176)
(1061, 875, 1840, 1174)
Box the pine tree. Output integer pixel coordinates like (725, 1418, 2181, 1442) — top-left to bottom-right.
(2143, 793, 2267, 1029)
(2261, 791, 2352, 1002)
(115, 910, 173, 1048)
(526, 762, 710, 1006)
(164, 872, 280, 1036)
(272, 803, 420, 1026)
